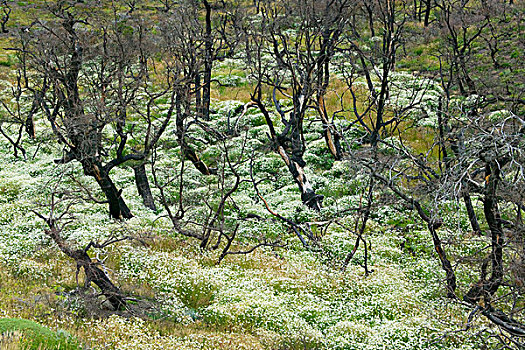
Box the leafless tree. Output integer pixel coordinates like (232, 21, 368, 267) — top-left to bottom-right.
(0, 0, 11, 33)
(156, 0, 243, 176)
(352, 1, 525, 344)
(33, 183, 133, 310)
(11, 1, 179, 218)
(246, 0, 352, 210)
(0, 71, 29, 159)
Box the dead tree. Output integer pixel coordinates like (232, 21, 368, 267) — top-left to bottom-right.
(33, 190, 128, 310)
(157, 0, 242, 175)
(363, 74, 525, 348)
(246, 0, 352, 210)
(374, 111, 525, 342)
(12, 2, 177, 218)
(0, 72, 30, 159)
(0, 0, 10, 33)
(340, 0, 409, 149)
(334, 0, 413, 268)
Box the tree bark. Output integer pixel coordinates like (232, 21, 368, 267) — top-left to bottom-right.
(133, 163, 157, 211)
(372, 172, 457, 297)
(464, 161, 505, 304)
(365, 3, 375, 37)
(76, 251, 126, 310)
(45, 226, 126, 310)
(428, 223, 457, 298)
(277, 145, 323, 211)
(423, 0, 431, 26)
(85, 161, 133, 220)
(252, 91, 323, 211)
(484, 162, 504, 295)
(463, 192, 481, 234)
(175, 92, 216, 175)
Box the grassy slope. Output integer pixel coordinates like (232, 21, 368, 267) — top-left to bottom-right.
(0, 2, 518, 348)
(0, 100, 498, 349)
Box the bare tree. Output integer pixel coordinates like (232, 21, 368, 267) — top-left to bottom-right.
(340, 0, 409, 149)
(352, 1, 525, 343)
(246, 0, 352, 210)
(156, 0, 242, 176)
(12, 1, 179, 218)
(370, 105, 525, 343)
(0, 72, 30, 159)
(33, 185, 131, 310)
(0, 0, 11, 33)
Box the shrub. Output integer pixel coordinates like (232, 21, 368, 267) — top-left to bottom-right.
(0, 318, 82, 350)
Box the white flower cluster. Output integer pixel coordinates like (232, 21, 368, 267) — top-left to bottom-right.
(386, 71, 444, 128)
(115, 236, 469, 349)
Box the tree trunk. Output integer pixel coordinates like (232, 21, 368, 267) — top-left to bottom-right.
(76, 252, 126, 310)
(85, 162, 133, 220)
(423, 0, 431, 26)
(183, 144, 216, 175)
(365, 3, 375, 37)
(374, 171, 457, 298)
(428, 223, 457, 298)
(464, 161, 505, 304)
(133, 163, 157, 211)
(252, 93, 323, 211)
(176, 94, 216, 175)
(484, 162, 504, 296)
(277, 145, 323, 211)
(195, 74, 202, 117)
(463, 192, 480, 234)
(45, 226, 126, 310)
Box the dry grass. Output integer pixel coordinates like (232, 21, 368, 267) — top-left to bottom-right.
(0, 331, 24, 350)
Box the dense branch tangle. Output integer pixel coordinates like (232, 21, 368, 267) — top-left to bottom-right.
(247, 0, 354, 210)
(16, 2, 182, 219)
(3, 1, 524, 344)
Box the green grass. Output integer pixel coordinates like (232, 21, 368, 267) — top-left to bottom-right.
(0, 318, 83, 350)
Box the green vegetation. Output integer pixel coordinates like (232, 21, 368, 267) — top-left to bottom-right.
(0, 318, 82, 349)
(0, 0, 523, 349)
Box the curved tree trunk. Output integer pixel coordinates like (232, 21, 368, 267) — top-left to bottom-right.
(252, 92, 323, 211)
(44, 225, 126, 310)
(176, 92, 216, 175)
(372, 172, 457, 297)
(84, 161, 133, 220)
(77, 252, 126, 310)
(182, 144, 216, 175)
(277, 145, 323, 211)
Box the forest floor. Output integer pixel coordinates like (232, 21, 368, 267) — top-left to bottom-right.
(0, 105, 498, 349)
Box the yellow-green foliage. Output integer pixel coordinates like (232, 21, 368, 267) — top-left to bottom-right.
(0, 318, 82, 350)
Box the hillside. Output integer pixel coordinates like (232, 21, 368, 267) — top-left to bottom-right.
(0, 0, 523, 349)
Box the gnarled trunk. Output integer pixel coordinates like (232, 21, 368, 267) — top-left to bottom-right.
(277, 145, 323, 211)
(45, 226, 126, 310)
(77, 252, 126, 310)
